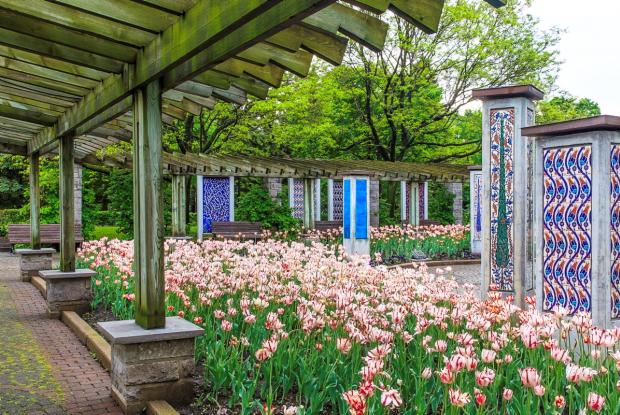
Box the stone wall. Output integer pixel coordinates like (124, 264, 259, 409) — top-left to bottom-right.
(446, 182, 463, 225)
(370, 180, 380, 227)
(265, 178, 282, 204)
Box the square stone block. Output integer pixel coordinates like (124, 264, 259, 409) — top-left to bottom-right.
(39, 268, 96, 318)
(98, 317, 204, 415)
(15, 248, 55, 282)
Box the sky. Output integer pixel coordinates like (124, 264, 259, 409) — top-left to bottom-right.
(527, 0, 620, 115)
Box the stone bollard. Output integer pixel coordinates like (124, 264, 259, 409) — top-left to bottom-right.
(15, 248, 55, 282)
(523, 115, 620, 328)
(39, 268, 96, 318)
(98, 317, 204, 414)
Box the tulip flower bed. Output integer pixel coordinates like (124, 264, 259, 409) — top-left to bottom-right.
(79, 238, 620, 414)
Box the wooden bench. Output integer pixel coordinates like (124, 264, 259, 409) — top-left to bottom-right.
(8, 224, 84, 250)
(211, 222, 262, 241)
(0, 237, 10, 252)
(314, 220, 342, 232)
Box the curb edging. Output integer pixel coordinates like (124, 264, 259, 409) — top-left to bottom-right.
(387, 258, 481, 269)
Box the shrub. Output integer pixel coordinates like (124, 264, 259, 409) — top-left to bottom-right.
(236, 184, 299, 231)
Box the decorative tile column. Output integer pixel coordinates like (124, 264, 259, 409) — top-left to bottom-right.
(469, 166, 483, 255)
(523, 115, 620, 328)
(369, 179, 380, 227)
(74, 163, 82, 226)
(197, 176, 234, 239)
(446, 182, 463, 225)
(314, 178, 321, 221)
(420, 182, 429, 221)
(400, 181, 420, 225)
(265, 178, 282, 204)
(98, 317, 204, 414)
(288, 178, 305, 220)
(343, 174, 370, 256)
(473, 85, 544, 308)
(328, 179, 344, 221)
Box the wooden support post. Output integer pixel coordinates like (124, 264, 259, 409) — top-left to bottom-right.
(133, 79, 165, 329)
(303, 178, 314, 229)
(59, 134, 75, 272)
(29, 152, 40, 250)
(171, 175, 187, 237)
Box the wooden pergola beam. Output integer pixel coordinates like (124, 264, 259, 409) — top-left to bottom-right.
(30, 0, 335, 155)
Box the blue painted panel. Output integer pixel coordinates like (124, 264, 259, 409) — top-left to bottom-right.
(343, 179, 351, 238)
(355, 179, 368, 239)
(203, 177, 231, 233)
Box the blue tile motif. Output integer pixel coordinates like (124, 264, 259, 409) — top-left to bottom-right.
(203, 177, 231, 233)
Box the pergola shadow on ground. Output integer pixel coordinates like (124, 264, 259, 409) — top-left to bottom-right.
(0, 0, 505, 413)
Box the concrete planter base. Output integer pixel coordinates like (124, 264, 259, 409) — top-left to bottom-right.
(39, 268, 96, 318)
(98, 317, 203, 415)
(15, 248, 55, 282)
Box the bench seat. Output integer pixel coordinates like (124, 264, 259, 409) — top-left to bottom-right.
(8, 224, 83, 249)
(211, 222, 262, 240)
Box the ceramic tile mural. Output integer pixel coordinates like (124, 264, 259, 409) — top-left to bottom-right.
(526, 108, 535, 291)
(490, 108, 515, 291)
(472, 173, 483, 241)
(332, 180, 344, 221)
(291, 179, 304, 220)
(203, 177, 231, 233)
(405, 184, 411, 221)
(418, 183, 426, 220)
(611, 145, 620, 319)
(542, 146, 592, 315)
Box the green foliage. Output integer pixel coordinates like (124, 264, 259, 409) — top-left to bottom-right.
(428, 183, 455, 225)
(235, 184, 299, 231)
(0, 208, 27, 236)
(104, 169, 134, 237)
(91, 226, 126, 241)
(537, 93, 601, 124)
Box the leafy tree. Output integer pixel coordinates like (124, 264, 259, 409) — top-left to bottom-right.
(537, 93, 601, 124)
(235, 184, 299, 231)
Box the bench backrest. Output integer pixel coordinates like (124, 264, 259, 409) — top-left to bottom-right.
(211, 222, 262, 238)
(314, 220, 341, 232)
(8, 224, 84, 244)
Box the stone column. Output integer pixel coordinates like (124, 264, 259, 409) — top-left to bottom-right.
(524, 116, 620, 328)
(303, 178, 314, 229)
(265, 178, 282, 204)
(314, 178, 321, 222)
(369, 179, 380, 227)
(473, 85, 543, 309)
(469, 167, 483, 255)
(343, 175, 370, 256)
(446, 182, 463, 225)
(74, 163, 82, 226)
(400, 181, 408, 223)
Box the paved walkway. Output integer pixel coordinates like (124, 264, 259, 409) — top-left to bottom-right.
(0, 253, 121, 415)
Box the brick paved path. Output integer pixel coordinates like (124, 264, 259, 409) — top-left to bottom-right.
(0, 253, 121, 415)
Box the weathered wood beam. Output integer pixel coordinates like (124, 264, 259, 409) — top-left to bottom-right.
(268, 25, 348, 66)
(133, 0, 198, 15)
(29, 152, 41, 248)
(237, 43, 314, 78)
(59, 133, 75, 272)
(0, 0, 154, 46)
(0, 46, 109, 82)
(50, 0, 179, 33)
(0, 103, 56, 126)
(0, 139, 27, 155)
(0, 86, 75, 108)
(32, 0, 333, 154)
(133, 79, 165, 329)
(0, 57, 101, 89)
(0, 67, 91, 96)
(0, 79, 80, 102)
(0, 97, 63, 117)
(0, 11, 135, 66)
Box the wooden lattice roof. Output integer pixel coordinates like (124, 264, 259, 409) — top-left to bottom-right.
(78, 150, 471, 182)
(0, 0, 505, 158)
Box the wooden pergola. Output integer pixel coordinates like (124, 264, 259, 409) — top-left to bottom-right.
(0, 0, 505, 330)
(80, 151, 471, 182)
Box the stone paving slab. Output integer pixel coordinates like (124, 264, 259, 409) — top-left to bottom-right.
(0, 253, 122, 415)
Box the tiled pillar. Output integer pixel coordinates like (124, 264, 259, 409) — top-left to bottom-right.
(197, 176, 234, 239)
(469, 167, 483, 255)
(446, 182, 463, 225)
(328, 179, 344, 221)
(303, 178, 314, 229)
(265, 178, 282, 204)
(524, 116, 620, 328)
(473, 85, 543, 309)
(288, 178, 304, 220)
(343, 175, 370, 256)
(369, 179, 380, 227)
(74, 163, 82, 225)
(314, 178, 321, 221)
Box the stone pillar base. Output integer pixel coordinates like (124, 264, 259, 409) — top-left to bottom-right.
(98, 317, 204, 415)
(16, 248, 55, 282)
(39, 268, 96, 318)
